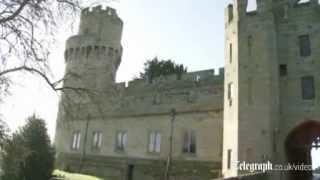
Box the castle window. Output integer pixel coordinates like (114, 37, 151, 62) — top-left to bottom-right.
(64, 50, 68, 61)
(195, 75, 201, 82)
(228, 4, 234, 22)
(279, 64, 288, 77)
(115, 131, 127, 152)
(75, 48, 80, 56)
(81, 47, 85, 55)
(248, 77, 253, 105)
(246, 0, 257, 13)
(228, 82, 234, 106)
(148, 131, 161, 153)
(229, 43, 233, 63)
(92, 131, 103, 150)
(182, 130, 196, 154)
(94, 46, 99, 52)
(248, 35, 253, 56)
(297, 0, 311, 4)
(302, 76, 315, 100)
(86, 46, 92, 57)
(299, 35, 311, 57)
(71, 131, 81, 150)
(108, 47, 114, 56)
(227, 149, 232, 169)
(69, 48, 74, 59)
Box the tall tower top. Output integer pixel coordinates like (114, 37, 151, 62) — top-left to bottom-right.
(64, 5, 123, 90)
(78, 6, 123, 45)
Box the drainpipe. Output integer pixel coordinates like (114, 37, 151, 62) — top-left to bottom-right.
(165, 108, 176, 180)
(79, 114, 90, 172)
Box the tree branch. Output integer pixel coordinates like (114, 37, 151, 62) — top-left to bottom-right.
(0, 65, 57, 90)
(0, 0, 31, 24)
(0, 66, 98, 96)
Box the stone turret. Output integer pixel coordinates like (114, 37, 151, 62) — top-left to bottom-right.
(64, 6, 123, 91)
(79, 6, 123, 45)
(55, 6, 123, 169)
(223, 0, 320, 179)
(223, 0, 279, 178)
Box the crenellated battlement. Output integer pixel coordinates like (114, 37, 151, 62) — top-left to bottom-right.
(62, 5, 124, 86)
(64, 44, 122, 62)
(78, 6, 123, 42)
(81, 6, 120, 20)
(225, 0, 320, 22)
(115, 68, 224, 93)
(106, 68, 224, 115)
(79, 6, 123, 30)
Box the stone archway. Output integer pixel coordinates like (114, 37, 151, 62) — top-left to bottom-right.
(285, 120, 320, 180)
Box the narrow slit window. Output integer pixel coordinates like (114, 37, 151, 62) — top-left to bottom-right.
(248, 77, 253, 105)
(227, 149, 232, 169)
(248, 35, 253, 56)
(228, 82, 234, 106)
(228, 4, 234, 22)
(229, 43, 233, 63)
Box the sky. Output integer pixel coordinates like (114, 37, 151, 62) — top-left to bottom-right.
(0, 0, 231, 139)
(1, 0, 320, 168)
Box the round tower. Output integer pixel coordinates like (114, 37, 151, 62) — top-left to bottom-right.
(63, 6, 123, 91)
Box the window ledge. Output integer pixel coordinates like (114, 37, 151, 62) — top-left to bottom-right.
(301, 99, 316, 103)
(70, 149, 80, 152)
(115, 149, 126, 154)
(147, 152, 161, 156)
(181, 152, 197, 157)
(91, 148, 102, 153)
(297, 56, 313, 62)
(246, 11, 258, 16)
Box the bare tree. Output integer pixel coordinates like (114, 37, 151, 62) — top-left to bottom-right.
(0, 0, 114, 97)
(0, 0, 120, 126)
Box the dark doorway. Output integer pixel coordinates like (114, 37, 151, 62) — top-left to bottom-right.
(285, 120, 320, 180)
(127, 164, 134, 180)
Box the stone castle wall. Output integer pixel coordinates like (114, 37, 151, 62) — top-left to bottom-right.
(57, 68, 224, 120)
(55, 6, 225, 180)
(56, 109, 223, 180)
(55, 70, 224, 179)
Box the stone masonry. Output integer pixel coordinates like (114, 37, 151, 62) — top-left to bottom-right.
(55, 5, 224, 180)
(55, 1, 320, 180)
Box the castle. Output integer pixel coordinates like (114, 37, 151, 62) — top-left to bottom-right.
(55, 1, 320, 180)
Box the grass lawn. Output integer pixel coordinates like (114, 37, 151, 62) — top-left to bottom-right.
(53, 170, 104, 180)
